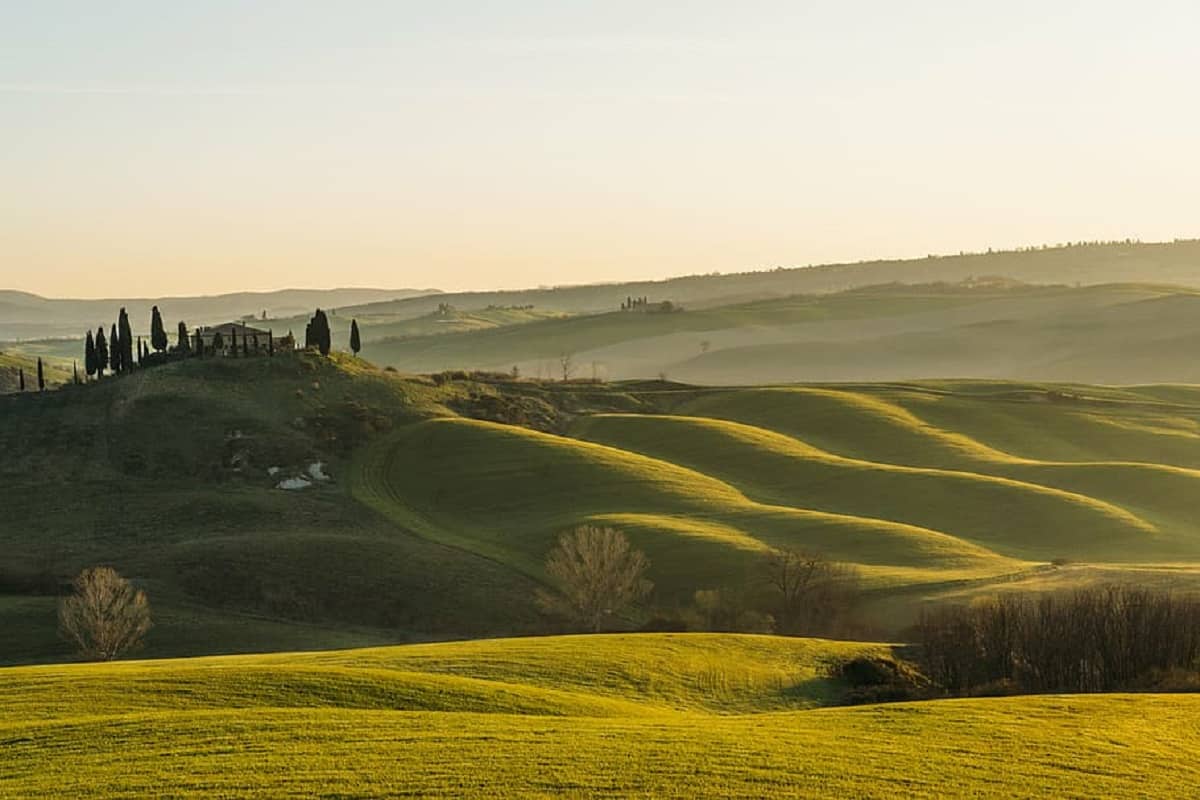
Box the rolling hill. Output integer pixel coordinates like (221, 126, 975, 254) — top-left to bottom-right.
(2, 633, 1197, 797)
(5, 352, 1200, 665)
(0, 350, 72, 393)
(363, 281, 1200, 383)
(10, 239, 1200, 384)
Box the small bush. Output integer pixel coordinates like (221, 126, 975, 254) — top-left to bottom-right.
(836, 655, 930, 705)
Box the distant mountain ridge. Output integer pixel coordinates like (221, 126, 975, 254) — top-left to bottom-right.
(329, 239, 1200, 321)
(0, 287, 438, 339)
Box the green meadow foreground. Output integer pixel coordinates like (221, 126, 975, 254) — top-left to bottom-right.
(3, 633, 1198, 798)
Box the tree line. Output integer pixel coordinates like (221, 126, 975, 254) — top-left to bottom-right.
(915, 586, 1200, 694)
(74, 306, 364, 383)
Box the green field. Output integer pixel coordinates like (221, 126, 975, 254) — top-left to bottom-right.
(2, 633, 1197, 797)
(5, 351, 1200, 664)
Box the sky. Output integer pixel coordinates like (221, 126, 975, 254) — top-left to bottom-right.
(2, 1, 1198, 298)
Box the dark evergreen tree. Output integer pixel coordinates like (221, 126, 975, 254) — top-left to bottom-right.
(95, 328, 108, 377)
(177, 321, 190, 354)
(18, 367, 24, 392)
(73, 360, 79, 385)
(268, 329, 275, 357)
(85, 330, 97, 379)
(194, 328, 203, 357)
(212, 331, 225, 352)
(231, 327, 239, 357)
(350, 319, 361, 356)
(36, 358, 45, 391)
(110, 323, 121, 374)
(308, 309, 332, 356)
(118, 308, 134, 372)
(242, 326, 249, 357)
(150, 305, 168, 352)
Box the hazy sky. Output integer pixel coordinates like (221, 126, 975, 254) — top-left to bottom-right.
(2, 1, 1198, 298)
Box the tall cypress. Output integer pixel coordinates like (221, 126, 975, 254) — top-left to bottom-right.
(85, 330, 97, 379)
(36, 358, 45, 391)
(268, 329, 275, 357)
(194, 328, 203, 357)
(309, 309, 331, 356)
(231, 327, 239, 357)
(118, 308, 133, 372)
(177, 321, 190, 354)
(349, 319, 361, 356)
(73, 360, 79, 385)
(95, 328, 108, 377)
(17, 368, 24, 392)
(150, 306, 168, 352)
(110, 323, 121, 374)
(242, 325, 249, 357)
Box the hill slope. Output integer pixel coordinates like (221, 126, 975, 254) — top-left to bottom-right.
(6, 354, 1200, 663)
(2, 634, 1197, 798)
(364, 281, 1200, 384)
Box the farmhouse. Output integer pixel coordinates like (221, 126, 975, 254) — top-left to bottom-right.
(196, 323, 294, 355)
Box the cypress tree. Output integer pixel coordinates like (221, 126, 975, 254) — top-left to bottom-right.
(36, 358, 45, 391)
(110, 324, 121, 374)
(95, 328, 108, 377)
(242, 325, 249, 357)
(231, 327, 238, 357)
(268, 329, 275, 357)
(73, 360, 79, 385)
(309, 309, 331, 356)
(85, 330, 97, 379)
(150, 306, 168, 352)
(194, 328, 203, 357)
(349, 319, 361, 357)
(118, 308, 133, 372)
(18, 367, 24, 392)
(177, 321, 190, 354)
(212, 331, 224, 352)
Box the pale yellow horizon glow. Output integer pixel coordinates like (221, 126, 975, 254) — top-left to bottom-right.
(3, 2, 1198, 298)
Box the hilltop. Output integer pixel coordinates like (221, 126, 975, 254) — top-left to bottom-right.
(5, 351, 1200, 664)
(2, 633, 1197, 797)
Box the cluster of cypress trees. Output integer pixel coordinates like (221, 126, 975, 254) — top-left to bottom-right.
(302, 309, 362, 358)
(82, 305, 186, 381)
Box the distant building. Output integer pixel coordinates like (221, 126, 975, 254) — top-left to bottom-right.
(197, 322, 294, 355)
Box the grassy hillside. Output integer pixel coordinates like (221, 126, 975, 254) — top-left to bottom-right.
(364, 281, 1200, 383)
(6, 352, 1200, 664)
(0, 350, 72, 393)
(267, 303, 566, 354)
(2, 634, 1198, 797)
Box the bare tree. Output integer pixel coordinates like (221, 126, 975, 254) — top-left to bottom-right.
(558, 352, 575, 382)
(764, 548, 860, 635)
(537, 526, 652, 632)
(58, 566, 152, 661)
